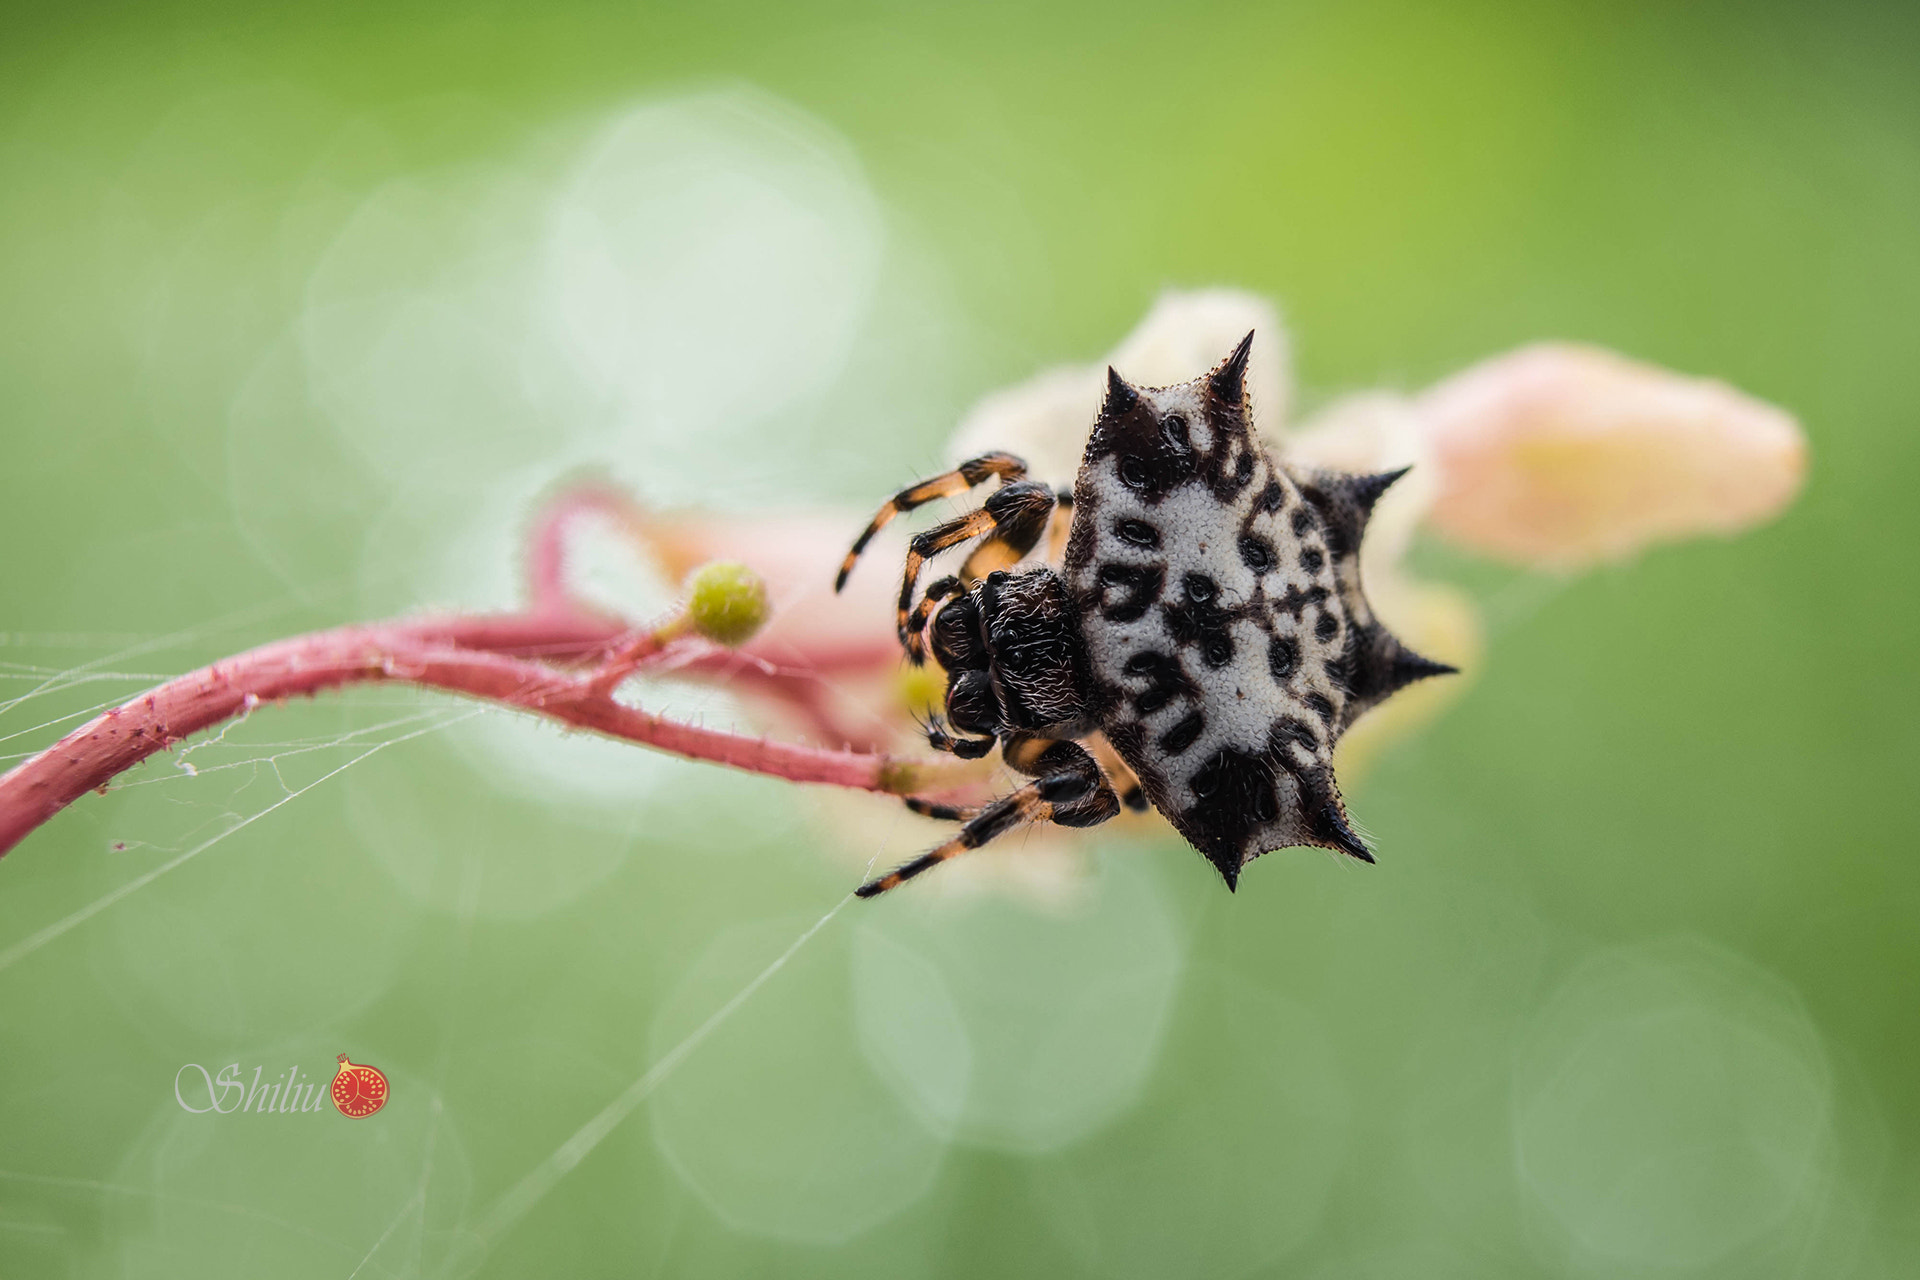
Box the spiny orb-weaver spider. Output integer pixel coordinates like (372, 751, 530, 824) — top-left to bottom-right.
(837, 333, 1455, 898)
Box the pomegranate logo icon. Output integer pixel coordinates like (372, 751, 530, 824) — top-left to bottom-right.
(330, 1054, 389, 1118)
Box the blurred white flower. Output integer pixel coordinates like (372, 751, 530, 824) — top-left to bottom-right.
(948, 288, 1289, 485)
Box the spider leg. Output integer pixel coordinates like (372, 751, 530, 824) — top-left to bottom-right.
(998, 732, 1055, 776)
(857, 740, 1118, 897)
(1002, 731, 1141, 809)
(903, 796, 986, 822)
(899, 481, 1054, 659)
(904, 575, 965, 655)
(1044, 487, 1075, 565)
(959, 484, 1068, 582)
(836, 452, 1027, 592)
(1085, 732, 1150, 812)
(923, 715, 997, 760)
(900, 726, 1057, 822)
(902, 727, 1064, 821)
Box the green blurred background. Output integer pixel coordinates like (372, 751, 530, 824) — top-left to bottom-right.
(2, 1, 1916, 1275)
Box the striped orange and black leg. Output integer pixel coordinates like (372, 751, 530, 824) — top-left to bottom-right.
(1086, 732, 1150, 812)
(896, 508, 998, 657)
(995, 732, 1132, 808)
(1044, 488, 1075, 564)
(959, 483, 1061, 583)
(857, 741, 1119, 897)
(836, 452, 1027, 592)
(899, 482, 1055, 661)
(1008, 731, 1146, 813)
(998, 733, 1053, 777)
(1003, 731, 1141, 810)
(903, 795, 985, 822)
(904, 576, 965, 655)
(924, 716, 996, 760)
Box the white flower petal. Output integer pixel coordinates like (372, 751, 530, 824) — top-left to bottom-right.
(948, 288, 1292, 488)
(1107, 288, 1289, 427)
(947, 364, 1104, 492)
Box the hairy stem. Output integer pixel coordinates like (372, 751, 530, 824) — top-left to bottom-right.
(0, 611, 952, 860)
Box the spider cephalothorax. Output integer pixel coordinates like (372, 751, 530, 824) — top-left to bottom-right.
(837, 332, 1454, 896)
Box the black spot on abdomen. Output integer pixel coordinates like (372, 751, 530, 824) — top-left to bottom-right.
(1122, 649, 1192, 717)
(1164, 578, 1235, 669)
(1269, 717, 1319, 755)
(1112, 445, 1195, 504)
(1206, 443, 1257, 502)
(1269, 634, 1299, 681)
(1187, 745, 1280, 832)
(1273, 584, 1329, 619)
(1096, 562, 1165, 623)
(1158, 711, 1206, 756)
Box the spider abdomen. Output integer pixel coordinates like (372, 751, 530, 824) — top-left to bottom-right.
(1062, 337, 1452, 888)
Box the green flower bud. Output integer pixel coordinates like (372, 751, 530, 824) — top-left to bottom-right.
(683, 561, 770, 647)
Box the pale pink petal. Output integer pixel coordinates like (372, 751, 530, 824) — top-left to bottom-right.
(1417, 343, 1807, 569)
(527, 482, 889, 656)
(638, 510, 897, 657)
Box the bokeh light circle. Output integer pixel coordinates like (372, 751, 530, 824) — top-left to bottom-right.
(649, 915, 950, 1243)
(1031, 964, 1351, 1279)
(1512, 936, 1834, 1269)
(850, 852, 1186, 1154)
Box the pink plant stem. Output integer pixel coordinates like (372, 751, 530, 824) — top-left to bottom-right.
(526, 482, 645, 616)
(0, 612, 953, 861)
(723, 664, 886, 753)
